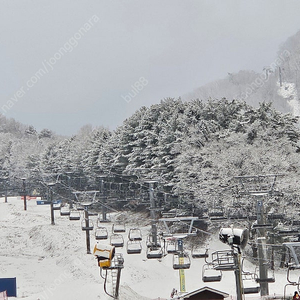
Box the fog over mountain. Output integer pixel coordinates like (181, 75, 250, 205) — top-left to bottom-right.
(1, 1, 300, 135)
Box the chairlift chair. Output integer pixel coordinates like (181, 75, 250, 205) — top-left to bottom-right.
(248, 215, 257, 221)
(110, 234, 124, 247)
(241, 260, 260, 294)
(267, 213, 284, 220)
(202, 263, 222, 282)
(252, 223, 273, 230)
(53, 202, 62, 210)
(69, 210, 81, 221)
(60, 206, 70, 216)
(146, 234, 162, 248)
(128, 228, 142, 241)
(146, 244, 163, 259)
(112, 223, 126, 233)
(88, 211, 98, 216)
(209, 208, 225, 217)
(211, 250, 236, 271)
(76, 204, 84, 211)
(166, 239, 178, 254)
(173, 251, 191, 270)
(227, 207, 248, 220)
(243, 286, 261, 294)
(255, 277, 275, 283)
(95, 227, 108, 240)
(81, 219, 94, 231)
(191, 246, 209, 259)
(283, 264, 300, 299)
(159, 216, 198, 237)
(255, 265, 275, 283)
(97, 217, 111, 228)
(97, 212, 111, 224)
(275, 222, 298, 236)
(127, 240, 142, 254)
(209, 212, 227, 221)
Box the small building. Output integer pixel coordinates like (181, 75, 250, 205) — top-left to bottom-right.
(179, 286, 229, 300)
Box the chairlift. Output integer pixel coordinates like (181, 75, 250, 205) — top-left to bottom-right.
(255, 277, 275, 283)
(252, 223, 273, 230)
(282, 242, 300, 298)
(97, 215, 111, 227)
(274, 222, 298, 236)
(209, 213, 227, 221)
(267, 213, 284, 220)
(211, 250, 236, 271)
(110, 234, 124, 247)
(81, 219, 94, 231)
(60, 206, 70, 216)
(112, 223, 126, 233)
(166, 239, 178, 254)
(159, 216, 198, 237)
(209, 208, 224, 217)
(69, 210, 81, 221)
(278, 229, 299, 236)
(227, 207, 248, 220)
(128, 228, 142, 241)
(243, 285, 261, 294)
(146, 234, 162, 248)
(191, 246, 209, 259)
(202, 263, 222, 282)
(283, 264, 300, 299)
(127, 240, 142, 254)
(241, 259, 260, 294)
(76, 204, 84, 211)
(95, 227, 108, 240)
(53, 202, 62, 210)
(146, 245, 163, 259)
(88, 211, 98, 216)
(255, 265, 275, 283)
(173, 252, 191, 270)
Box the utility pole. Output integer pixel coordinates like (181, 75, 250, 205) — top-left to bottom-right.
(4, 180, 7, 203)
(99, 175, 108, 222)
(65, 172, 73, 209)
(148, 180, 158, 246)
(22, 178, 27, 211)
(48, 183, 55, 225)
(1, 177, 8, 203)
(178, 239, 186, 293)
(83, 204, 92, 254)
(255, 194, 269, 296)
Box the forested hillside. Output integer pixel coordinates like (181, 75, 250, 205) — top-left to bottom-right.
(1, 98, 299, 220)
(185, 29, 300, 118)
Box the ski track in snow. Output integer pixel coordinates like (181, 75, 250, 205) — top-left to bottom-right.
(0, 197, 296, 299)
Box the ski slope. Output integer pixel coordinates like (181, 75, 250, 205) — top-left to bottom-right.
(0, 197, 295, 299)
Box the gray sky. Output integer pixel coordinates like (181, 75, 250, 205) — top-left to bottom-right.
(1, 0, 300, 136)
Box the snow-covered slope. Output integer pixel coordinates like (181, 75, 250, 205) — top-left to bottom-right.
(0, 197, 295, 299)
(277, 81, 300, 117)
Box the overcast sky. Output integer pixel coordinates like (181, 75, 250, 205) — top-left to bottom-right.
(1, 0, 300, 136)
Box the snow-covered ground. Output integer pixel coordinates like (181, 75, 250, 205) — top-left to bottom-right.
(0, 197, 296, 299)
(278, 81, 300, 117)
